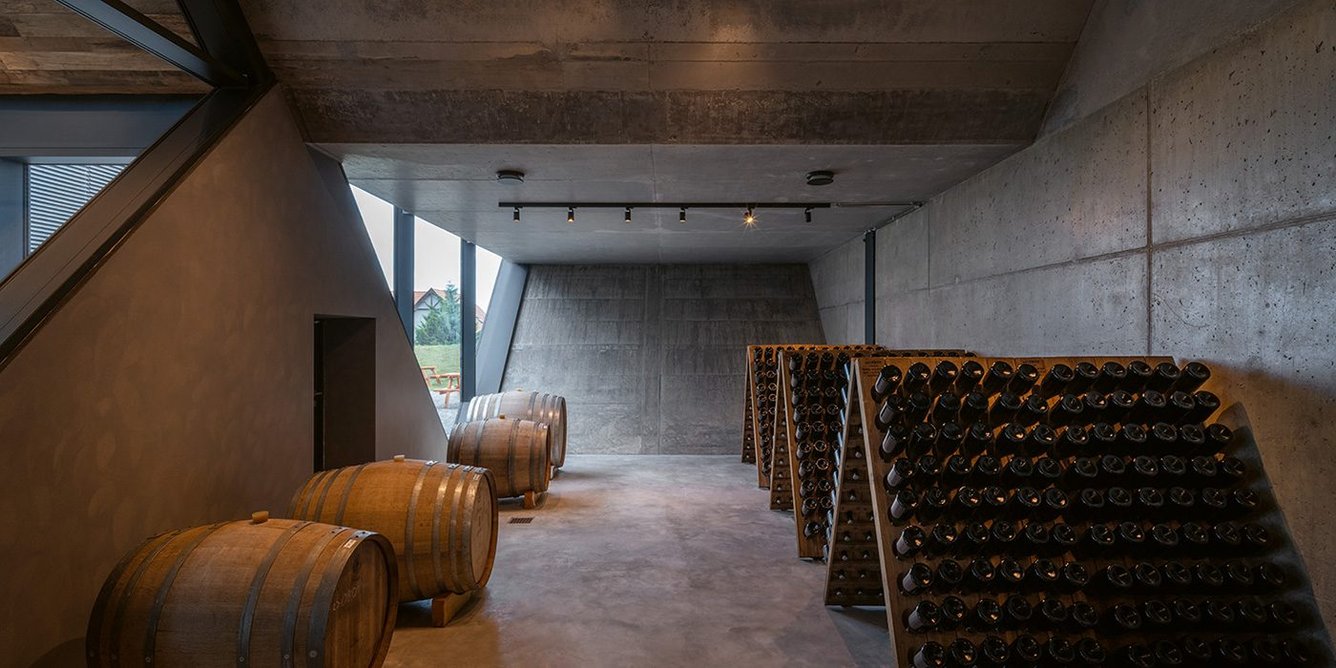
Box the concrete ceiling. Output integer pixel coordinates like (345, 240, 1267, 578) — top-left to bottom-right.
(281, 1, 1095, 263)
(325, 142, 1022, 263)
(0, 1, 208, 94)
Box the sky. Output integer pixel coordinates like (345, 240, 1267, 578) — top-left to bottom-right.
(352, 186, 502, 309)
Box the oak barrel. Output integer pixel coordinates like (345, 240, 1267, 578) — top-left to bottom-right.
(466, 390, 568, 469)
(87, 516, 396, 667)
(290, 458, 498, 602)
(447, 417, 552, 498)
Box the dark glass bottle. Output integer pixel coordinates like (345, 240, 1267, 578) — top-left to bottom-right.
(1089, 422, 1119, 452)
(1069, 361, 1099, 394)
(957, 522, 991, 557)
(989, 393, 1023, 427)
(1147, 361, 1182, 392)
(1149, 422, 1179, 450)
(924, 523, 959, 557)
(932, 392, 962, 427)
(1141, 599, 1173, 631)
(1009, 363, 1040, 395)
(910, 641, 946, 668)
(1159, 454, 1187, 480)
(1011, 486, 1042, 520)
(935, 559, 965, 593)
(938, 595, 968, 631)
(1022, 424, 1057, 457)
(1044, 636, 1077, 665)
(929, 360, 959, 394)
(1180, 637, 1213, 664)
(906, 422, 938, 458)
(943, 455, 973, 484)
(899, 563, 934, 594)
(980, 361, 1014, 397)
(904, 600, 942, 632)
(1151, 639, 1184, 667)
(917, 487, 950, 522)
(1075, 638, 1106, 666)
(978, 636, 1010, 668)
(1243, 523, 1273, 552)
(995, 557, 1025, 592)
(1149, 523, 1179, 552)
(1066, 458, 1100, 488)
(1070, 602, 1100, 633)
(1016, 394, 1049, 427)
(1171, 598, 1201, 625)
(1011, 636, 1043, 666)
(1129, 390, 1167, 425)
(890, 489, 918, 522)
(1117, 423, 1147, 453)
(1037, 363, 1074, 399)
(1095, 563, 1134, 595)
(1020, 522, 1051, 556)
(1105, 487, 1133, 518)
(961, 422, 992, 456)
(969, 598, 1003, 632)
(897, 523, 929, 555)
(1056, 425, 1089, 457)
(1185, 390, 1220, 423)
(884, 458, 915, 491)
(1051, 523, 1080, 554)
(956, 359, 985, 394)
(995, 423, 1027, 456)
(1026, 559, 1060, 593)
(1177, 423, 1206, 453)
(1050, 393, 1086, 426)
(1002, 595, 1032, 630)
(1034, 457, 1064, 486)
(1165, 391, 1196, 422)
(952, 485, 982, 516)
(946, 639, 978, 668)
(1194, 562, 1225, 589)
(1106, 389, 1136, 423)
(1175, 361, 1212, 393)
(1179, 522, 1210, 555)
(1108, 603, 1143, 634)
(1073, 488, 1105, 521)
(905, 392, 933, 425)
(964, 557, 996, 592)
(1125, 359, 1154, 391)
(1204, 422, 1234, 454)
(1117, 522, 1147, 555)
(972, 455, 1002, 483)
(903, 362, 932, 394)
(1041, 488, 1070, 522)
(1093, 360, 1128, 392)
(1059, 561, 1089, 593)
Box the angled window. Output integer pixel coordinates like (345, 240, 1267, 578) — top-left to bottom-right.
(25, 163, 126, 254)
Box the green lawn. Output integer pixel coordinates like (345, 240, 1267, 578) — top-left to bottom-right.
(415, 344, 460, 389)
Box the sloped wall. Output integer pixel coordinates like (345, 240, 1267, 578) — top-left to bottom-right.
(810, 0, 1335, 633)
(502, 264, 824, 454)
(0, 88, 445, 665)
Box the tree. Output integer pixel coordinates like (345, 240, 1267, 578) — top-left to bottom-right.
(414, 284, 463, 345)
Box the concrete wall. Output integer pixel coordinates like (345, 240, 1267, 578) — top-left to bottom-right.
(810, 0, 1336, 632)
(502, 264, 824, 454)
(0, 158, 21, 277)
(0, 88, 445, 665)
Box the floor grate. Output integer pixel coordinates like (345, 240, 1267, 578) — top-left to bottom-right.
(508, 517, 535, 524)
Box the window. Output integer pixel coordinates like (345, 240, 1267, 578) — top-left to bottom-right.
(26, 164, 125, 253)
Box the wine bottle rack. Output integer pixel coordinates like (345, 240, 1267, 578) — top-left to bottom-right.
(741, 378, 756, 464)
(844, 355, 1332, 667)
(746, 345, 825, 489)
(782, 348, 973, 556)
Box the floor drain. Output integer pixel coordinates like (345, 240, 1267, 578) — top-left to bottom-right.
(509, 517, 535, 524)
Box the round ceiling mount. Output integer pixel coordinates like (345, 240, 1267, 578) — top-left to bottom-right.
(806, 170, 835, 186)
(496, 169, 525, 184)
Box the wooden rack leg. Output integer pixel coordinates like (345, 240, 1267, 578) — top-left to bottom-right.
(431, 590, 476, 627)
(523, 490, 537, 509)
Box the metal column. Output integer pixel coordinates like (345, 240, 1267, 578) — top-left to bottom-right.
(864, 228, 876, 344)
(460, 240, 477, 404)
(392, 207, 414, 339)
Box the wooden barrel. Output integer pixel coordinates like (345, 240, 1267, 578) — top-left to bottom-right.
(289, 458, 498, 602)
(447, 417, 552, 498)
(466, 390, 568, 469)
(87, 515, 396, 667)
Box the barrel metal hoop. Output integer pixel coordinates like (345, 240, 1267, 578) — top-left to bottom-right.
(333, 463, 371, 526)
(403, 461, 434, 600)
(236, 521, 310, 666)
(280, 527, 348, 668)
(143, 523, 228, 664)
(445, 466, 468, 588)
(305, 531, 372, 667)
(93, 529, 181, 664)
(430, 465, 455, 592)
(296, 469, 334, 519)
(506, 418, 518, 497)
(311, 467, 344, 521)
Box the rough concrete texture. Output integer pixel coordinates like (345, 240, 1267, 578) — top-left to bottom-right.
(502, 265, 823, 454)
(1041, 0, 1302, 135)
(807, 236, 864, 345)
(384, 455, 888, 667)
(0, 89, 445, 665)
(239, 0, 1091, 145)
(808, 0, 1336, 634)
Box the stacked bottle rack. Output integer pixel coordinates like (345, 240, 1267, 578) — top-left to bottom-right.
(842, 355, 1331, 667)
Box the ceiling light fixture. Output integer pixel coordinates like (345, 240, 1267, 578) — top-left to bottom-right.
(512, 206, 521, 223)
(743, 206, 756, 227)
(806, 170, 835, 186)
(805, 207, 813, 223)
(624, 207, 632, 224)
(497, 169, 525, 184)
(679, 207, 687, 224)
(567, 207, 575, 224)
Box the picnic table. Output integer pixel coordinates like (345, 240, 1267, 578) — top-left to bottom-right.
(420, 366, 461, 402)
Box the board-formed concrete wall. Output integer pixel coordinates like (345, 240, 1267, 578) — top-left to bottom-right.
(810, 0, 1335, 633)
(502, 264, 824, 454)
(0, 88, 445, 665)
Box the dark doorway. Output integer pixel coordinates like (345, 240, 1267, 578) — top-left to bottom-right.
(314, 316, 377, 471)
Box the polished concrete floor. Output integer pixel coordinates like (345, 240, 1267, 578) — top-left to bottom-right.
(384, 455, 889, 667)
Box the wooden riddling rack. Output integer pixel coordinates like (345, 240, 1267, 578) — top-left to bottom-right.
(780, 348, 973, 558)
(843, 355, 1332, 666)
(768, 345, 886, 512)
(740, 379, 756, 464)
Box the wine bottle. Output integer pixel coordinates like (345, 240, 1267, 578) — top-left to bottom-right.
(1075, 638, 1106, 666)
(995, 557, 1025, 591)
(968, 598, 1003, 632)
(1125, 359, 1154, 391)
(964, 557, 996, 592)
(1106, 389, 1136, 423)
(1185, 390, 1220, 423)
(1022, 424, 1057, 457)
(956, 359, 985, 394)
(988, 393, 1023, 426)
(1162, 561, 1193, 590)
(1044, 636, 1077, 665)
(946, 639, 978, 668)
(910, 642, 946, 668)
(1204, 422, 1234, 454)
(1015, 393, 1049, 427)
(943, 455, 972, 483)
(972, 455, 1002, 483)
(1010, 636, 1043, 665)
(935, 422, 965, 457)
(928, 360, 959, 394)
(1093, 360, 1128, 392)
(1002, 595, 1032, 630)
(1147, 361, 1182, 392)
(980, 361, 1014, 396)
(904, 600, 942, 632)
(935, 559, 965, 593)
(1037, 363, 1074, 399)
(932, 392, 963, 426)
(903, 362, 932, 393)
(1025, 559, 1060, 593)
(977, 636, 1010, 668)
(925, 523, 958, 557)
(1009, 363, 1040, 395)
(939, 595, 968, 631)
(871, 364, 903, 403)
(1129, 390, 1167, 425)
(1056, 425, 1089, 457)
(1175, 361, 1211, 393)
(1049, 393, 1086, 426)
(1069, 361, 1099, 394)
(1107, 603, 1143, 634)
(961, 422, 992, 456)
(1141, 599, 1173, 630)
(880, 423, 909, 460)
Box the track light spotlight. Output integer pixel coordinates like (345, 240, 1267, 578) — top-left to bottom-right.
(624, 207, 632, 224)
(513, 206, 521, 223)
(567, 207, 575, 224)
(804, 207, 813, 223)
(743, 206, 756, 226)
(679, 207, 687, 224)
